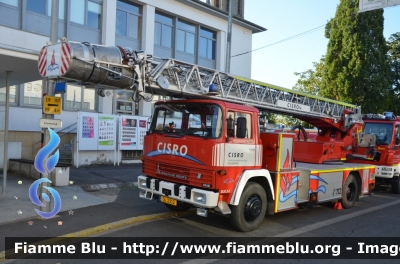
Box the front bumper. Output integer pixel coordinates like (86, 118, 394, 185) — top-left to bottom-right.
(138, 175, 219, 208)
(375, 166, 398, 179)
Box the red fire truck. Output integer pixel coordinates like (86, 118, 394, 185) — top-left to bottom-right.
(39, 41, 377, 232)
(347, 113, 400, 193)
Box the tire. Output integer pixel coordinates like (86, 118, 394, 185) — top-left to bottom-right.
(230, 182, 267, 232)
(391, 177, 400, 194)
(341, 174, 358, 209)
(164, 202, 191, 212)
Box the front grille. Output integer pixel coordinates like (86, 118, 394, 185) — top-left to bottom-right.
(143, 160, 215, 189)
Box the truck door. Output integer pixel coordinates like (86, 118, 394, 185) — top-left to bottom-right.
(224, 110, 258, 167)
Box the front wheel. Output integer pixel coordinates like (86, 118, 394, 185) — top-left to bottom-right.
(341, 174, 358, 209)
(391, 177, 400, 194)
(230, 182, 267, 232)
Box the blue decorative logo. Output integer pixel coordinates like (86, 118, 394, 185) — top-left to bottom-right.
(34, 128, 60, 175)
(29, 178, 61, 219)
(30, 128, 62, 219)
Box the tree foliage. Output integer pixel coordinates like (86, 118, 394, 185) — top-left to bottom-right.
(320, 0, 390, 113)
(387, 33, 400, 114)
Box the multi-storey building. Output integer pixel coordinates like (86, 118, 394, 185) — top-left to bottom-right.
(0, 0, 265, 165)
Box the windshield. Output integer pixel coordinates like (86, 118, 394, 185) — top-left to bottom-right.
(150, 102, 223, 138)
(364, 123, 393, 145)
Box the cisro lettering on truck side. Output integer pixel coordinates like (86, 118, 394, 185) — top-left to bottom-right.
(157, 142, 188, 156)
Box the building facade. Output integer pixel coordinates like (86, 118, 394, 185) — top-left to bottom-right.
(0, 0, 265, 165)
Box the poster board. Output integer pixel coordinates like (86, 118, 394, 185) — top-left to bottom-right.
(119, 115, 139, 150)
(78, 112, 98, 151)
(137, 117, 150, 150)
(98, 115, 116, 150)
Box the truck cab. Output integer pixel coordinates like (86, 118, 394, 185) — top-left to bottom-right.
(349, 112, 400, 193)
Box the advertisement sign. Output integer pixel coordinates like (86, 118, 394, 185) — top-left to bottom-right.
(78, 112, 98, 151)
(98, 115, 116, 150)
(137, 117, 149, 150)
(120, 117, 138, 150)
(359, 0, 400, 12)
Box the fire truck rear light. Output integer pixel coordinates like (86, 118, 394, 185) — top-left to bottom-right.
(194, 193, 206, 203)
(217, 170, 227, 176)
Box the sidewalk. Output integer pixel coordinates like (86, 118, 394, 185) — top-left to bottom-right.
(0, 163, 142, 225)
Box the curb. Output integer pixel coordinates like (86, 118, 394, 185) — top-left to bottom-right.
(81, 181, 138, 191)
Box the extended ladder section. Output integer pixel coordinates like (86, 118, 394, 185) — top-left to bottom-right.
(148, 57, 360, 121)
(38, 41, 360, 122)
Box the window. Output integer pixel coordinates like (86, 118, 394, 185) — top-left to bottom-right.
(150, 102, 222, 138)
(23, 80, 42, 106)
(396, 126, 400, 145)
(115, 90, 138, 115)
(200, 27, 216, 59)
(154, 13, 173, 48)
(26, 0, 65, 19)
(0, 0, 18, 7)
(27, 0, 46, 15)
(116, 1, 141, 39)
(177, 20, 196, 54)
(0, 85, 17, 104)
(70, 0, 102, 29)
(364, 123, 393, 145)
(64, 84, 96, 110)
(48, 0, 65, 19)
(226, 111, 252, 138)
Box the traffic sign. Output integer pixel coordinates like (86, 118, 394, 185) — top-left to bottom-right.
(39, 118, 62, 128)
(43, 95, 62, 114)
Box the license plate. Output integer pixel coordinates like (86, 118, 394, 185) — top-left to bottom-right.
(161, 196, 177, 206)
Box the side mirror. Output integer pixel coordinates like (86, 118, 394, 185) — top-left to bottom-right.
(236, 117, 247, 138)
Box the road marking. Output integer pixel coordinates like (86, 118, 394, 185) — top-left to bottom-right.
(0, 210, 195, 262)
(273, 199, 400, 237)
(179, 199, 400, 264)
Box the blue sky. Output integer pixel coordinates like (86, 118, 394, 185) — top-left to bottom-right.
(243, 0, 400, 89)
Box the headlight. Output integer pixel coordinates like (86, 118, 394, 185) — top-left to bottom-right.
(138, 178, 147, 188)
(194, 192, 206, 204)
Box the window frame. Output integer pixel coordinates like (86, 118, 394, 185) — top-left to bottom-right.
(70, 0, 102, 30)
(154, 12, 174, 49)
(25, 0, 65, 19)
(62, 84, 98, 112)
(0, 0, 18, 8)
(22, 81, 43, 108)
(115, 0, 142, 40)
(0, 85, 18, 106)
(176, 19, 197, 55)
(199, 26, 216, 60)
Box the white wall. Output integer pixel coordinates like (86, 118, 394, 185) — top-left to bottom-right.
(0, 26, 48, 52)
(0, 142, 21, 168)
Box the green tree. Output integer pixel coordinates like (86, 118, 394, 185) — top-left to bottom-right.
(320, 0, 390, 113)
(387, 33, 400, 114)
(293, 57, 325, 95)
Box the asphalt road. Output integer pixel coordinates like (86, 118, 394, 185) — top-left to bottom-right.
(2, 184, 400, 264)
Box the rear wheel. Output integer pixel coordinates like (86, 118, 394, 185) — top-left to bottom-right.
(341, 174, 358, 209)
(164, 202, 191, 212)
(391, 177, 400, 194)
(230, 182, 267, 232)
